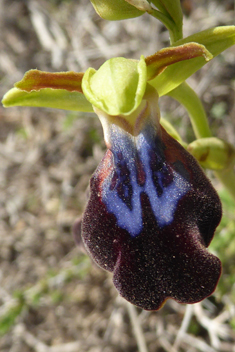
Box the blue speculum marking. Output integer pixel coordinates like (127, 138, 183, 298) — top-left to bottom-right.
(101, 123, 191, 237)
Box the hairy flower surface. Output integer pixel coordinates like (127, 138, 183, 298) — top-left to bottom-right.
(82, 96, 222, 310)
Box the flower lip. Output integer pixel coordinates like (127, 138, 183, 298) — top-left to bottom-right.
(81, 108, 222, 310)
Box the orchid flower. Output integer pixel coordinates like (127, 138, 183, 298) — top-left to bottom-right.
(3, 26, 235, 310)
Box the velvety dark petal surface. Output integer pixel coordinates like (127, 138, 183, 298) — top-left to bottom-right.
(81, 122, 222, 310)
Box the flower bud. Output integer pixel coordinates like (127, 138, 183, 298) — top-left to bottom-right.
(188, 138, 235, 170)
(90, 0, 145, 20)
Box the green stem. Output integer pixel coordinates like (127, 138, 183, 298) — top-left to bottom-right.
(149, 0, 183, 43)
(149, 8, 178, 43)
(168, 82, 235, 202)
(171, 27, 183, 44)
(150, 0, 169, 16)
(167, 82, 212, 138)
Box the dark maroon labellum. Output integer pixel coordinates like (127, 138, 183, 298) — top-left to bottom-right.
(81, 120, 222, 310)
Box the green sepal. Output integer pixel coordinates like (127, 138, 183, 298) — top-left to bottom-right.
(188, 137, 235, 171)
(2, 87, 93, 112)
(2, 69, 93, 112)
(90, 0, 145, 20)
(150, 26, 235, 96)
(82, 56, 147, 116)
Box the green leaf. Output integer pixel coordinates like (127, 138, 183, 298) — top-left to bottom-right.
(0, 301, 25, 335)
(150, 26, 235, 96)
(2, 88, 93, 112)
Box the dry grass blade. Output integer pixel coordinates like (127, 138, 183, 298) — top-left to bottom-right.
(126, 302, 149, 352)
(194, 303, 232, 349)
(172, 304, 194, 350)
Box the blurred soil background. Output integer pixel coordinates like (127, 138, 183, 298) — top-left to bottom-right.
(0, 0, 235, 351)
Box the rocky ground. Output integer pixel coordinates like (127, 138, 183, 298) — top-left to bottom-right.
(0, 0, 235, 351)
